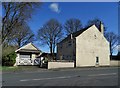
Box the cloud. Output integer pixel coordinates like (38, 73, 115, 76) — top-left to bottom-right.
(49, 3, 60, 13)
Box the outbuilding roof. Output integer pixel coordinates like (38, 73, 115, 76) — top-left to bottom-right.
(15, 43, 41, 53)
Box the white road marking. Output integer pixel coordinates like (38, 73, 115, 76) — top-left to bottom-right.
(20, 72, 117, 82)
(88, 73, 117, 77)
(20, 75, 79, 82)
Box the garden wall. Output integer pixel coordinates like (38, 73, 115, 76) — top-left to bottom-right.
(48, 61, 74, 69)
(110, 60, 120, 66)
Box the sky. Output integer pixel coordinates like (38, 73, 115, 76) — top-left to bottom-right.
(26, 2, 118, 54)
(1, 2, 119, 55)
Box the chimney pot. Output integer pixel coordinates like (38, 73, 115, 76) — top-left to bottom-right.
(71, 34, 73, 39)
(100, 21, 104, 35)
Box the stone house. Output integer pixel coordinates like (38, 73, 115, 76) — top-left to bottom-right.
(57, 23, 110, 67)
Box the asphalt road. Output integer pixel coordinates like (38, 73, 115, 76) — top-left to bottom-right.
(2, 67, 119, 86)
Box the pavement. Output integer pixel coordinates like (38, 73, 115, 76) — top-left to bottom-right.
(2, 67, 119, 86)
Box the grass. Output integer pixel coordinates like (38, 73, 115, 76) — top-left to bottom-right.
(0, 66, 19, 71)
(0, 66, 40, 72)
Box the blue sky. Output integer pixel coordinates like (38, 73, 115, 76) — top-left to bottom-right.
(1, 2, 118, 54)
(26, 2, 118, 54)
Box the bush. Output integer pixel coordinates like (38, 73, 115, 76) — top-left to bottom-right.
(2, 45, 17, 66)
(2, 52, 17, 66)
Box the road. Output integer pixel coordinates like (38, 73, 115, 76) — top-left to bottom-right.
(2, 67, 119, 86)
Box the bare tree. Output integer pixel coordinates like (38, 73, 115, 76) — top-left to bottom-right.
(10, 22, 34, 48)
(64, 18, 83, 35)
(37, 19, 63, 59)
(86, 18, 120, 56)
(105, 32, 119, 57)
(86, 18, 107, 34)
(2, 2, 40, 44)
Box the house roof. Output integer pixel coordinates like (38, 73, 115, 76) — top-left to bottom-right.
(15, 43, 41, 53)
(37, 53, 57, 58)
(58, 25, 96, 44)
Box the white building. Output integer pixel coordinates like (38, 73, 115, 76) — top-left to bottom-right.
(15, 43, 41, 65)
(57, 23, 110, 67)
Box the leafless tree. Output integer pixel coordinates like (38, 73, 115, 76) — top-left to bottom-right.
(37, 19, 63, 59)
(105, 32, 119, 56)
(86, 18, 107, 34)
(64, 18, 83, 35)
(2, 2, 41, 44)
(86, 18, 119, 56)
(10, 21, 34, 48)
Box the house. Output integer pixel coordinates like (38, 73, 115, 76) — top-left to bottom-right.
(15, 43, 41, 65)
(57, 23, 110, 67)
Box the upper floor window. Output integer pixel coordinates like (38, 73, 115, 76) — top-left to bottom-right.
(68, 41, 72, 46)
(59, 44, 62, 49)
(94, 34, 97, 39)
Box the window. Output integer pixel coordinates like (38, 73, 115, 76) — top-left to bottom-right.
(94, 35, 97, 39)
(96, 57, 99, 64)
(59, 44, 62, 49)
(68, 41, 72, 46)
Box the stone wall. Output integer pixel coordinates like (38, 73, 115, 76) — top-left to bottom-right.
(48, 61, 74, 69)
(110, 60, 120, 66)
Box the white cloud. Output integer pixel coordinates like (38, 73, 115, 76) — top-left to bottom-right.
(49, 3, 60, 13)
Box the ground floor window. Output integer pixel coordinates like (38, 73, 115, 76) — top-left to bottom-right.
(96, 56, 99, 64)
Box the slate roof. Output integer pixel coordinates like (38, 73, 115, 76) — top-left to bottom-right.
(58, 25, 95, 44)
(37, 53, 57, 58)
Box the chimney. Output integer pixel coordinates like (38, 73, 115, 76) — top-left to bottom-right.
(100, 21, 104, 34)
(71, 34, 73, 39)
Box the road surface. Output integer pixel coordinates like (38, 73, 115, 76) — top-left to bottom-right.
(2, 67, 119, 86)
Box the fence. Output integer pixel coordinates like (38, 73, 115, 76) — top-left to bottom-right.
(16, 58, 40, 65)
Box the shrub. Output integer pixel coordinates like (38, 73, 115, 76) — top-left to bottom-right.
(2, 45, 17, 66)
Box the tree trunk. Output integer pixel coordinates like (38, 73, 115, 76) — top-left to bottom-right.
(18, 40, 21, 48)
(50, 42, 53, 58)
(110, 41, 112, 60)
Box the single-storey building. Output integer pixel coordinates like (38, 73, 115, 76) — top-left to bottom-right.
(57, 23, 110, 67)
(15, 43, 41, 65)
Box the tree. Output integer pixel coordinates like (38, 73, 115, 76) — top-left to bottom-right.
(37, 19, 63, 59)
(105, 32, 119, 57)
(10, 21, 34, 48)
(86, 18, 120, 56)
(1, 2, 41, 66)
(64, 18, 83, 35)
(86, 18, 107, 34)
(2, 2, 40, 44)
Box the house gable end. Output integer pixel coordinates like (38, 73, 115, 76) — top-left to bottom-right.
(76, 25, 109, 45)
